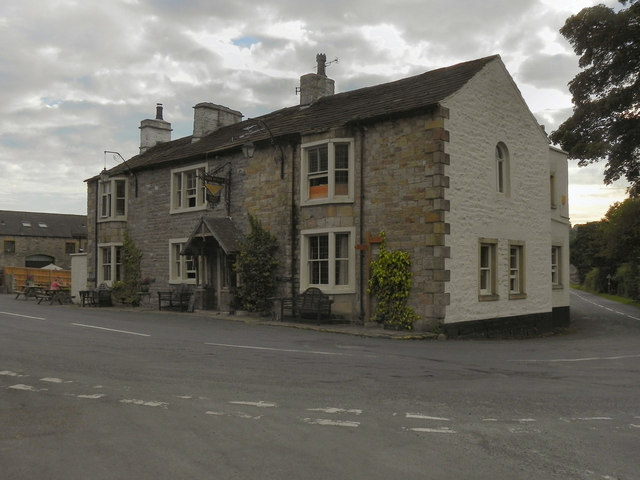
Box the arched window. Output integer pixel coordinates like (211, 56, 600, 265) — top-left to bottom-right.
(495, 143, 510, 195)
(25, 254, 55, 269)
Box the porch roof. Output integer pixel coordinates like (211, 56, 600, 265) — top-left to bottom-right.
(182, 216, 243, 255)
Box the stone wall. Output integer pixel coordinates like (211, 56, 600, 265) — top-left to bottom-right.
(1, 235, 83, 270)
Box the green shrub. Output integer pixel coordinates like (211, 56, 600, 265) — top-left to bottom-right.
(368, 232, 419, 330)
(234, 214, 279, 314)
(583, 267, 601, 293)
(614, 263, 639, 300)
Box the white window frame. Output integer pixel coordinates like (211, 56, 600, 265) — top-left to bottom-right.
(301, 139, 355, 205)
(98, 243, 122, 285)
(479, 239, 498, 300)
(495, 143, 510, 196)
(551, 245, 562, 288)
(300, 227, 356, 294)
(169, 238, 197, 284)
(99, 178, 127, 221)
(170, 163, 208, 214)
(509, 242, 527, 299)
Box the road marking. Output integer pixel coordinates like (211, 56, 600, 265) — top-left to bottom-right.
(307, 407, 363, 415)
(0, 311, 46, 320)
(40, 377, 66, 383)
(406, 413, 450, 421)
(120, 399, 168, 408)
(229, 401, 277, 408)
(72, 323, 150, 337)
(571, 291, 640, 321)
(205, 342, 350, 356)
(406, 427, 456, 434)
(511, 353, 640, 363)
(572, 417, 613, 421)
(8, 384, 45, 392)
(303, 418, 360, 427)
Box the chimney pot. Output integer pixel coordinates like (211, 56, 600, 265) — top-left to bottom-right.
(156, 103, 163, 120)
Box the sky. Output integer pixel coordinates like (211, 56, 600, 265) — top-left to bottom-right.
(0, 0, 630, 225)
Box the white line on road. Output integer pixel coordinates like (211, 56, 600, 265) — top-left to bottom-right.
(205, 342, 350, 356)
(120, 399, 168, 408)
(229, 401, 278, 408)
(303, 418, 360, 427)
(406, 427, 456, 434)
(307, 407, 363, 415)
(571, 291, 640, 321)
(71, 323, 150, 337)
(0, 311, 46, 320)
(406, 413, 451, 421)
(8, 384, 46, 392)
(511, 353, 640, 363)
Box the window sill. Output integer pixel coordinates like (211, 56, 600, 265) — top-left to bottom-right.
(98, 216, 127, 223)
(170, 205, 208, 215)
(478, 294, 499, 302)
(302, 285, 355, 295)
(509, 293, 527, 300)
(301, 197, 353, 207)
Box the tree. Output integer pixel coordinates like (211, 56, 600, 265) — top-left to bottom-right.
(550, 0, 640, 194)
(570, 222, 606, 283)
(600, 197, 640, 264)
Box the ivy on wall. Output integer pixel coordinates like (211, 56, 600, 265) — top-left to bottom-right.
(111, 229, 142, 305)
(368, 232, 419, 330)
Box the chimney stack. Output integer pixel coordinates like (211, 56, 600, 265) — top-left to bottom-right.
(139, 103, 172, 154)
(192, 102, 242, 143)
(299, 53, 335, 105)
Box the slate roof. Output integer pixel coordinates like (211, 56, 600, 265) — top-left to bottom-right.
(100, 55, 499, 178)
(0, 210, 87, 238)
(182, 216, 243, 254)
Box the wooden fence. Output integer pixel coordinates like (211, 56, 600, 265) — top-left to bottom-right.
(3, 266, 71, 292)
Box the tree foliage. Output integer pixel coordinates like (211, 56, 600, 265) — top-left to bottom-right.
(571, 197, 640, 299)
(234, 214, 279, 314)
(550, 0, 640, 194)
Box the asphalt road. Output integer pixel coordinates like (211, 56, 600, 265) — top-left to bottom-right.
(1, 291, 639, 480)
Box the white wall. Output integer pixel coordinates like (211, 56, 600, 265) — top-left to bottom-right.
(549, 146, 571, 309)
(70, 253, 87, 303)
(442, 58, 555, 324)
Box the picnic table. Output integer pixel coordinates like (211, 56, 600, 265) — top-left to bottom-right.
(15, 285, 44, 300)
(37, 288, 73, 305)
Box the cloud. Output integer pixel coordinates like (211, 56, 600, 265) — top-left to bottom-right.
(0, 0, 629, 219)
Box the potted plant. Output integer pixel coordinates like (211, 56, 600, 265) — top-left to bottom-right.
(139, 277, 153, 292)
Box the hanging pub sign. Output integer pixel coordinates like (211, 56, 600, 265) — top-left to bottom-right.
(199, 164, 231, 215)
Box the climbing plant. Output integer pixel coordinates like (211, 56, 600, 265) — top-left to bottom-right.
(112, 229, 142, 305)
(368, 232, 419, 330)
(234, 214, 280, 314)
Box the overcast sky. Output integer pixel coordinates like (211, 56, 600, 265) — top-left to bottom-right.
(0, 0, 629, 224)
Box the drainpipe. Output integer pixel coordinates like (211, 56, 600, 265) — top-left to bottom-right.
(358, 125, 366, 324)
(94, 179, 99, 288)
(290, 141, 299, 301)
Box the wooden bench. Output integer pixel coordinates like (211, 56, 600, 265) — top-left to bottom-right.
(158, 289, 192, 311)
(281, 287, 333, 323)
